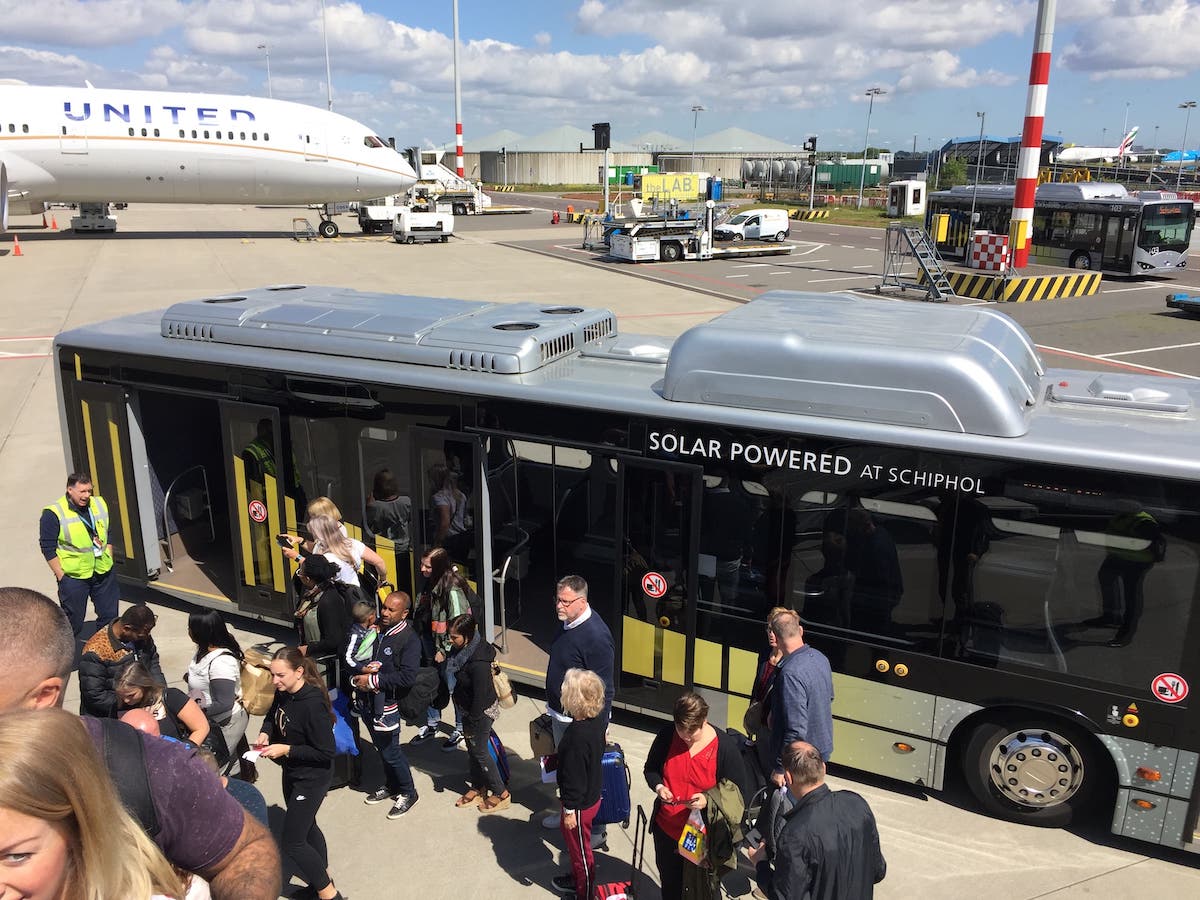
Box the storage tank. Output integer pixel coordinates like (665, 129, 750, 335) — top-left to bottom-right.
(751, 160, 767, 181)
(783, 159, 799, 181)
(741, 159, 756, 181)
(769, 160, 784, 181)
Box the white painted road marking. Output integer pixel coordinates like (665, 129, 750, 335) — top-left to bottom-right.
(809, 275, 877, 283)
(1101, 340, 1200, 358)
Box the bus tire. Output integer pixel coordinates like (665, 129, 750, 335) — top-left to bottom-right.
(1069, 251, 1093, 270)
(962, 715, 1109, 829)
(661, 242, 683, 262)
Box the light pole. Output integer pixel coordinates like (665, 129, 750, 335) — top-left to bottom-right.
(1178, 101, 1197, 191)
(691, 105, 705, 170)
(319, 0, 333, 110)
(969, 111, 986, 232)
(1122, 101, 1130, 139)
(856, 87, 885, 209)
(257, 43, 272, 98)
(1154, 124, 1159, 157)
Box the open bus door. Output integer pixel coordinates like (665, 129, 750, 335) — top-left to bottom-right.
(69, 381, 154, 581)
(409, 427, 493, 642)
(220, 402, 291, 619)
(615, 456, 701, 717)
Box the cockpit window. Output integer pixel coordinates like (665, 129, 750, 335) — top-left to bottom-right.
(364, 135, 387, 148)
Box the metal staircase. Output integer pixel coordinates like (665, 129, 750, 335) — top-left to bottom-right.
(877, 223, 957, 301)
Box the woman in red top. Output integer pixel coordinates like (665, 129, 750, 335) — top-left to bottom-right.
(643, 692, 748, 899)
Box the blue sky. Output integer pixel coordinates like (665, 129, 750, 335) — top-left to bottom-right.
(2, 1, 1199, 153)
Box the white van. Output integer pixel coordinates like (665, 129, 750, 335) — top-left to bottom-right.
(714, 208, 791, 242)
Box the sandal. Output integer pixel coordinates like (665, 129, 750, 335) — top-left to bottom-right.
(479, 792, 511, 814)
(455, 790, 484, 808)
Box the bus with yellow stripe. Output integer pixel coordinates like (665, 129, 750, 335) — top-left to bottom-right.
(55, 286, 1200, 853)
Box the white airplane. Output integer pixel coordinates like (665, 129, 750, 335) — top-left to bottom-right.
(0, 81, 418, 237)
(1052, 126, 1139, 164)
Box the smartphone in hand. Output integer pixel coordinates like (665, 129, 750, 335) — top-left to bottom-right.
(275, 534, 293, 548)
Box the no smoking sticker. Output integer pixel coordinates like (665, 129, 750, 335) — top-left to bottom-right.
(641, 571, 668, 599)
(1151, 672, 1189, 704)
(247, 499, 268, 524)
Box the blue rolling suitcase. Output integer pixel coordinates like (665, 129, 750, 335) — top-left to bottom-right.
(595, 742, 632, 828)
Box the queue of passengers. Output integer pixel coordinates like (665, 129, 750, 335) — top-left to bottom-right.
(14, 473, 885, 900)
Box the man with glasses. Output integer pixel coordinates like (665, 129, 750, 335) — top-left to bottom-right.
(78, 603, 164, 717)
(542, 575, 614, 845)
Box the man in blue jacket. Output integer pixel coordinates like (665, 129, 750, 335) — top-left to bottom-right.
(542, 575, 615, 845)
(352, 590, 421, 819)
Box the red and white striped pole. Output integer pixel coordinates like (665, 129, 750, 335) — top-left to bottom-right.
(1009, 0, 1056, 269)
(452, 0, 464, 177)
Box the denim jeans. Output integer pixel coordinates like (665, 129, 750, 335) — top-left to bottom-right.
(367, 718, 416, 798)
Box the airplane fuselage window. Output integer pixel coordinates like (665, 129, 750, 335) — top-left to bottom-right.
(264, 133, 269, 141)
(252, 132, 258, 140)
(191, 129, 197, 138)
(153, 128, 160, 137)
(240, 131, 246, 140)
(203, 130, 210, 139)
(6, 124, 13, 133)
(128, 128, 135, 136)
(22, 124, 27, 133)
(141, 128, 148, 137)
(364, 135, 387, 148)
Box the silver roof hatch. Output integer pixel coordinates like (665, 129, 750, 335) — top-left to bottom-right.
(662, 291, 1045, 438)
(160, 286, 617, 375)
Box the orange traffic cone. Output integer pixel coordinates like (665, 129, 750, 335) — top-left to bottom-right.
(12, 235, 23, 257)
(51, 215, 58, 231)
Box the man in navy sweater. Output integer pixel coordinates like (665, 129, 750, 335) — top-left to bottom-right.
(768, 610, 834, 787)
(542, 575, 614, 845)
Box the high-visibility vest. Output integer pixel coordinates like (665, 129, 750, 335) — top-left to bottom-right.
(243, 438, 277, 477)
(46, 495, 113, 579)
(1107, 510, 1160, 564)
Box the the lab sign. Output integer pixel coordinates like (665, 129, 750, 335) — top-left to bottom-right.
(647, 429, 985, 494)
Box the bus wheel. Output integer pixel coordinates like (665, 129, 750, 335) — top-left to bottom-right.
(962, 717, 1107, 828)
(661, 242, 683, 262)
(1069, 251, 1093, 270)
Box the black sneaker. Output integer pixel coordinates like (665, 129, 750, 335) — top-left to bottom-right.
(441, 728, 464, 751)
(363, 788, 393, 805)
(387, 793, 419, 819)
(551, 873, 576, 895)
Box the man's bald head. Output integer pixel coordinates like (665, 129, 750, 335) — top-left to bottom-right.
(0, 587, 75, 712)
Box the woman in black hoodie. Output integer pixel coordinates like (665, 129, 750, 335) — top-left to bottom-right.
(446, 613, 511, 813)
(255, 646, 342, 900)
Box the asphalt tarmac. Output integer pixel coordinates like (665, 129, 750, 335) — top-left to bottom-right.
(4, 201, 1200, 899)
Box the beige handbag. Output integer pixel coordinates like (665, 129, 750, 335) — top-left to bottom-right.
(491, 663, 517, 710)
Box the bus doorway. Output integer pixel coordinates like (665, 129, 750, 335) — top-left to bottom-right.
(616, 457, 701, 717)
(133, 390, 237, 609)
(220, 402, 291, 618)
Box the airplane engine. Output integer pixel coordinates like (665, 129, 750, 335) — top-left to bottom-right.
(1, 163, 8, 232)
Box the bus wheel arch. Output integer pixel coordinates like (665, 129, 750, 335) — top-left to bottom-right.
(957, 710, 1114, 829)
(1069, 250, 1093, 270)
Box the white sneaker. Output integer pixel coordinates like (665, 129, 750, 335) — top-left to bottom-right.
(412, 724, 438, 743)
(542, 812, 561, 829)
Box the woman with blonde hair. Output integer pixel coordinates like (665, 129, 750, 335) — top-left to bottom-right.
(307, 513, 388, 590)
(0, 707, 184, 900)
(551, 668, 609, 898)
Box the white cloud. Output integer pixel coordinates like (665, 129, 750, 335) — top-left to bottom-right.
(0, 44, 102, 83)
(1060, 0, 1200, 80)
(0, 1, 185, 47)
(534, 31, 552, 47)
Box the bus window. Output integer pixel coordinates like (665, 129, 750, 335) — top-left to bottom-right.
(1069, 211, 1101, 246)
(359, 425, 415, 594)
(966, 469, 1197, 691)
(289, 415, 348, 530)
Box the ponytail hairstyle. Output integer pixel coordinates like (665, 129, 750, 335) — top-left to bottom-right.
(273, 646, 335, 723)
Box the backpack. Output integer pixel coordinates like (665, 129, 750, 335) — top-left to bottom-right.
(98, 718, 161, 837)
(462, 580, 484, 626)
(396, 665, 441, 724)
(240, 647, 277, 716)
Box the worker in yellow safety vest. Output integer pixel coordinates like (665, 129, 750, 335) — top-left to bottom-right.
(38, 472, 120, 638)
